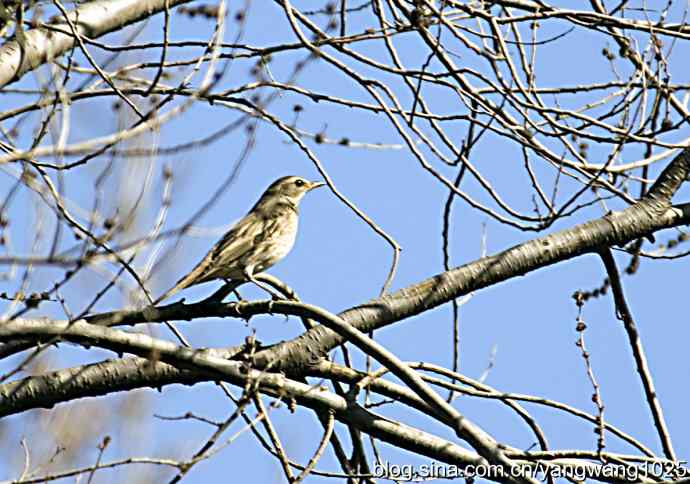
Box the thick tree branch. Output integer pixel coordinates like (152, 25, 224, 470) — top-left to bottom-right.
(75, 148, 690, 378)
(0, 306, 532, 483)
(0, 354, 215, 416)
(0, 0, 194, 88)
(0, 321, 501, 480)
(0, 322, 656, 483)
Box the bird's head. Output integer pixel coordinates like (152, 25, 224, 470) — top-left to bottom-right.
(257, 176, 325, 209)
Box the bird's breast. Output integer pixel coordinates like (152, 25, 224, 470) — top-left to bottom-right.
(252, 212, 299, 273)
(270, 212, 298, 258)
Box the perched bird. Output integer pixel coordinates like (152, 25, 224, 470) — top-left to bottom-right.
(154, 176, 324, 304)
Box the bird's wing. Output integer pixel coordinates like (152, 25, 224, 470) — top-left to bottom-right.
(153, 213, 262, 304)
(204, 213, 268, 274)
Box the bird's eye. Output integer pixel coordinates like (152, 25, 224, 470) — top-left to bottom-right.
(294, 179, 305, 187)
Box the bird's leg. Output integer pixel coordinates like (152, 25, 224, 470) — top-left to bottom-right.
(206, 279, 241, 303)
(243, 269, 283, 301)
(249, 275, 283, 301)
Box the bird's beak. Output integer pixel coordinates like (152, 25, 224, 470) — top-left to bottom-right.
(308, 181, 326, 190)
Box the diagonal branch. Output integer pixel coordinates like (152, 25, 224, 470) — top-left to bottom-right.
(0, 304, 533, 483)
(77, 147, 690, 377)
(598, 249, 676, 461)
(0, 321, 497, 479)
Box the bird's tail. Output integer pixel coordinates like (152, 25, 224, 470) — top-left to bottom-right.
(151, 271, 199, 306)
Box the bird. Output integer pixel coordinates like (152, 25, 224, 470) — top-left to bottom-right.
(154, 175, 325, 304)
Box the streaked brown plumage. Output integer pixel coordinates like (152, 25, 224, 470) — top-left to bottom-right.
(155, 176, 324, 303)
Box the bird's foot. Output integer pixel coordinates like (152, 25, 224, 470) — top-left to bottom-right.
(233, 300, 249, 318)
